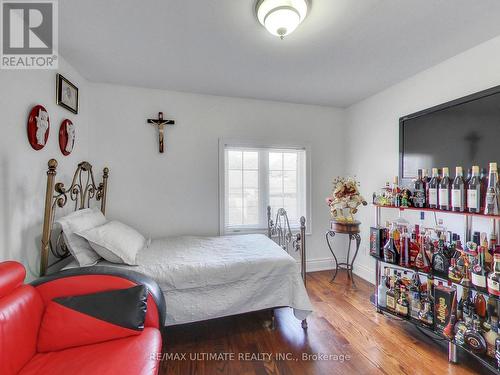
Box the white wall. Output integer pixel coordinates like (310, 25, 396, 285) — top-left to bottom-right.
(6, 34, 500, 283)
(346, 35, 500, 283)
(88, 83, 346, 267)
(0, 57, 90, 279)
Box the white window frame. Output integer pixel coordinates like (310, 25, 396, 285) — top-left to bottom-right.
(218, 138, 312, 235)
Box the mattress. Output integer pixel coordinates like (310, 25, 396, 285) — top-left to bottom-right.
(64, 234, 313, 326)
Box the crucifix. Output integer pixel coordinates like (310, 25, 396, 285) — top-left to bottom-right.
(147, 112, 175, 153)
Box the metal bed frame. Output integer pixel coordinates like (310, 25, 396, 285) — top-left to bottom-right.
(39, 159, 308, 328)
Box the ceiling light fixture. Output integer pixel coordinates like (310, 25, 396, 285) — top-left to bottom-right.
(256, 0, 309, 39)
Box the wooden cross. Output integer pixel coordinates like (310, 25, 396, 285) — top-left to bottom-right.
(147, 112, 175, 153)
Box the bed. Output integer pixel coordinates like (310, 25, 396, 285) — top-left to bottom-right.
(39, 159, 312, 328)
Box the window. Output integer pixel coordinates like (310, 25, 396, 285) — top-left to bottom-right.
(220, 141, 308, 233)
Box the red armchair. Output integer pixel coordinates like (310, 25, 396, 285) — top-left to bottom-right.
(0, 261, 165, 375)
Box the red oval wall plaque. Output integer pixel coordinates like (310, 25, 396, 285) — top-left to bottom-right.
(59, 119, 75, 156)
(27, 105, 50, 150)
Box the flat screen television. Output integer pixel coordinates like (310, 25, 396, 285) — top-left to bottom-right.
(399, 85, 500, 184)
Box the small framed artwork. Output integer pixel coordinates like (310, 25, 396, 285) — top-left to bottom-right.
(56, 74, 79, 114)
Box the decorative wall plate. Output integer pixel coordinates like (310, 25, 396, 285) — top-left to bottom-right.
(59, 119, 75, 156)
(27, 105, 50, 150)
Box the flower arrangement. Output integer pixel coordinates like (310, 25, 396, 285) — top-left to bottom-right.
(326, 176, 367, 222)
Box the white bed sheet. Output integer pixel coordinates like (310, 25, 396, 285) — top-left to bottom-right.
(65, 234, 313, 326)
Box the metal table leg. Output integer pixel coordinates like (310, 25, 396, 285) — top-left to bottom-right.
(326, 231, 339, 282)
(326, 230, 361, 285)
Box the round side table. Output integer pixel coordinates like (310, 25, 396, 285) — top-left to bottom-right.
(326, 221, 361, 285)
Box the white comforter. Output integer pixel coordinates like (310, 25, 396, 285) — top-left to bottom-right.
(82, 234, 313, 325)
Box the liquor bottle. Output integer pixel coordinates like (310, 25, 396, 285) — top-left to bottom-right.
(377, 275, 387, 308)
(399, 227, 410, 268)
(409, 227, 420, 267)
(396, 286, 409, 317)
(428, 168, 440, 209)
(393, 225, 401, 256)
(409, 273, 422, 319)
(496, 337, 500, 368)
(485, 162, 500, 216)
(486, 317, 499, 358)
(474, 293, 487, 320)
(414, 169, 426, 208)
(481, 167, 489, 210)
(423, 168, 430, 183)
(488, 253, 500, 296)
(448, 257, 463, 283)
(487, 294, 497, 321)
(432, 234, 450, 277)
(485, 298, 499, 357)
(462, 287, 472, 318)
(392, 176, 400, 207)
(383, 226, 399, 265)
(482, 232, 492, 271)
(465, 168, 473, 185)
(418, 278, 434, 325)
(457, 287, 468, 321)
(473, 232, 481, 251)
(394, 272, 401, 303)
(467, 166, 482, 213)
(472, 245, 488, 293)
(438, 167, 451, 210)
(443, 290, 458, 340)
(415, 230, 431, 273)
(465, 318, 487, 354)
(386, 276, 396, 312)
(490, 233, 498, 266)
(451, 166, 466, 212)
(423, 169, 430, 207)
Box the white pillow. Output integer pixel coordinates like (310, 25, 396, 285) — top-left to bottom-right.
(76, 221, 145, 266)
(55, 207, 107, 266)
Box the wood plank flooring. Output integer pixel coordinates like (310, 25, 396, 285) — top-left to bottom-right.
(160, 270, 491, 375)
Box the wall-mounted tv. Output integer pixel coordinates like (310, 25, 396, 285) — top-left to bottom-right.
(399, 85, 500, 183)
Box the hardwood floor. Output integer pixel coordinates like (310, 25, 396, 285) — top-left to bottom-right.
(160, 270, 490, 375)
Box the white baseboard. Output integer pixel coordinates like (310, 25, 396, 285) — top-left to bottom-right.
(305, 257, 335, 272)
(301, 257, 374, 285)
(352, 263, 374, 285)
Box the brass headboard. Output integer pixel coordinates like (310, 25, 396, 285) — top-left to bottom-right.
(40, 159, 109, 276)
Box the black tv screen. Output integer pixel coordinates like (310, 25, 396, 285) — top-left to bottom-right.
(400, 85, 500, 182)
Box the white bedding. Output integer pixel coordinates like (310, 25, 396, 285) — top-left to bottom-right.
(65, 234, 313, 326)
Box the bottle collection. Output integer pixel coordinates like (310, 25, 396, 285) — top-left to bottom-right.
(370, 221, 500, 296)
(373, 163, 500, 216)
(377, 265, 500, 367)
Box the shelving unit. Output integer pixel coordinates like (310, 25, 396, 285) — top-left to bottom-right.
(373, 203, 500, 372)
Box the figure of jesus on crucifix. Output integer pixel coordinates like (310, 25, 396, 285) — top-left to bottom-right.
(147, 112, 175, 153)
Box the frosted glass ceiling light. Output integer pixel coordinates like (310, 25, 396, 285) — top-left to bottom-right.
(256, 0, 309, 39)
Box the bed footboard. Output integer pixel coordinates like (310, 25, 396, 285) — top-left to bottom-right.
(267, 206, 308, 329)
(266, 206, 306, 285)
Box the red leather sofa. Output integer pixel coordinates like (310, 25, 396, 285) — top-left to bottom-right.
(0, 261, 165, 375)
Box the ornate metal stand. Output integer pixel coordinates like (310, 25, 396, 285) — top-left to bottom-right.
(326, 221, 361, 285)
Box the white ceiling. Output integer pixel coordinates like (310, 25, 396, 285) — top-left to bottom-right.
(60, 0, 500, 107)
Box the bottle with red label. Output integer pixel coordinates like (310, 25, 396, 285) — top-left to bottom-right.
(488, 253, 500, 296)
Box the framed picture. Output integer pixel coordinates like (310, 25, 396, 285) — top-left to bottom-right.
(56, 74, 79, 114)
